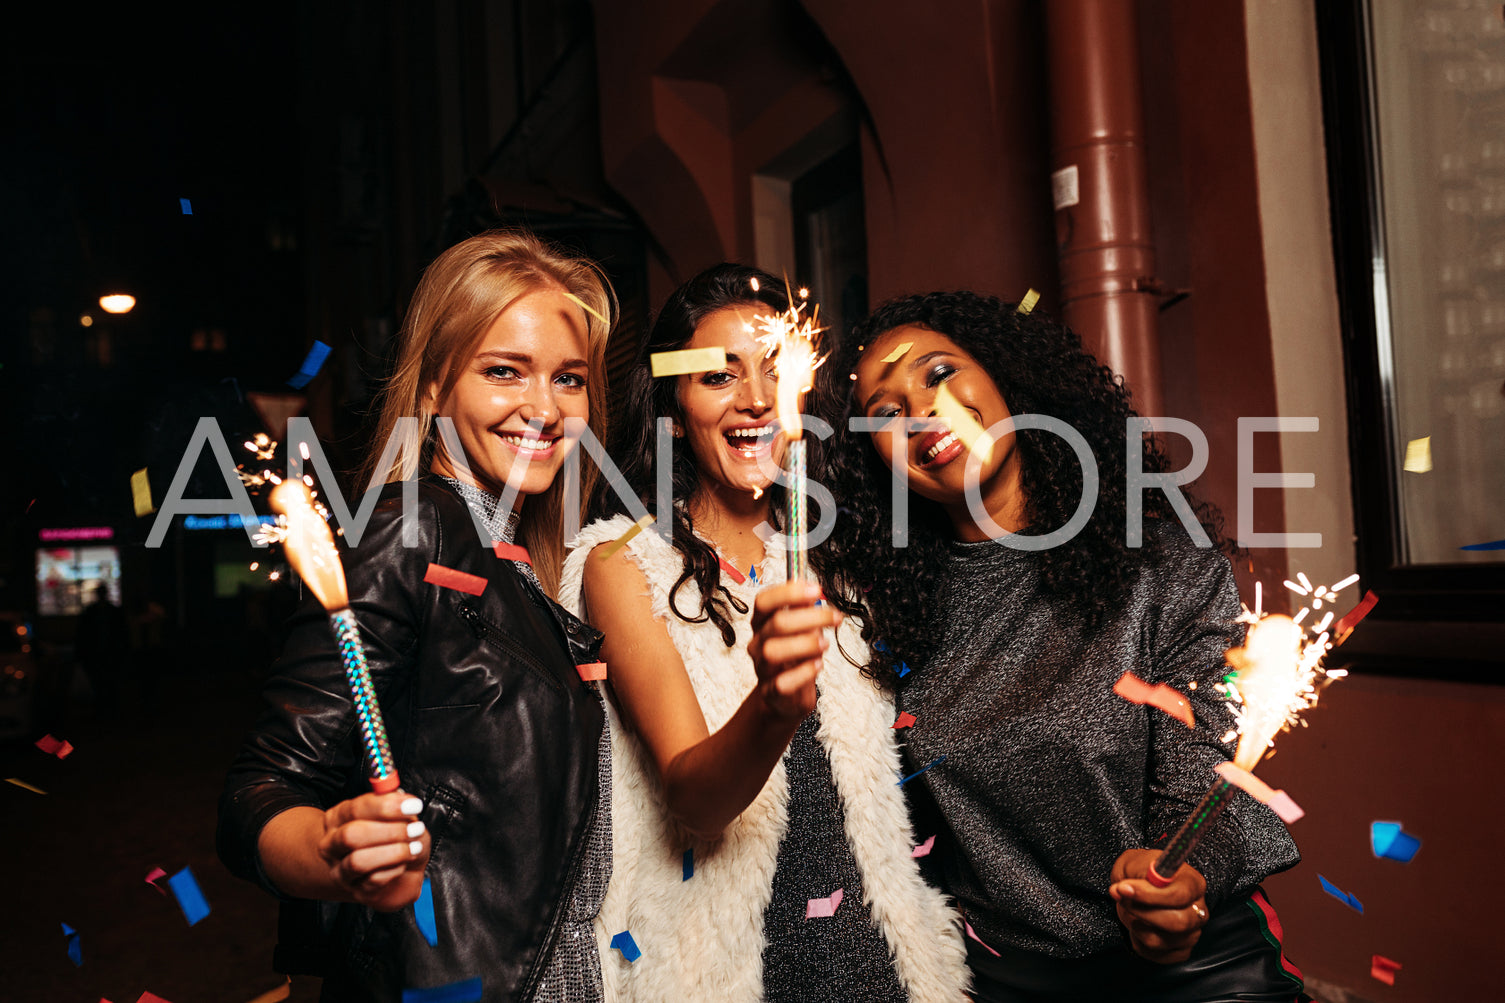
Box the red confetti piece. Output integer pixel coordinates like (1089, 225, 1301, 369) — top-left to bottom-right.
(1113, 672, 1195, 728)
(892, 711, 917, 729)
(1371, 954, 1402, 986)
(1333, 589, 1379, 646)
(137, 993, 175, 1003)
(492, 541, 531, 564)
(717, 557, 746, 584)
(423, 563, 487, 596)
(35, 734, 74, 759)
(576, 662, 608, 681)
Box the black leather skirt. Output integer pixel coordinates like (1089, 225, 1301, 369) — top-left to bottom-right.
(966, 888, 1309, 1003)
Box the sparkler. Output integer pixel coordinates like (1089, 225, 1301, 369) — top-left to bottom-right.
(754, 284, 825, 583)
(269, 479, 400, 794)
(1147, 574, 1359, 887)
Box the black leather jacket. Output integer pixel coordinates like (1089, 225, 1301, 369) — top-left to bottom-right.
(218, 478, 605, 1002)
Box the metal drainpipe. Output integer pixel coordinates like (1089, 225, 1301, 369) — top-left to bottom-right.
(1045, 0, 1165, 418)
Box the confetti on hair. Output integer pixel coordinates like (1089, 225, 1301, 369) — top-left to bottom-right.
(1017, 288, 1041, 314)
(563, 291, 610, 326)
(650, 347, 727, 377)
(423, 563, 487, 596)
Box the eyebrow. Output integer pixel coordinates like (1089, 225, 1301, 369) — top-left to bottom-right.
(861, 350, 950, 412)
(476, 350, 589, 369)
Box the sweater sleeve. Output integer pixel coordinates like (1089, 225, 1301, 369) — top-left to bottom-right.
(1141, 535, 1301, 906)
(216, 494, 432, 896)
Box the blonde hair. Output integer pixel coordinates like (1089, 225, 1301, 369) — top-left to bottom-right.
(359, 229, 615, 598)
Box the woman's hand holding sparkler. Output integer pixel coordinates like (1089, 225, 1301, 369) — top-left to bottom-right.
(260, 791, 430, 912)
(748, 582, 839, 721)
(1109, 848, 1210, 964)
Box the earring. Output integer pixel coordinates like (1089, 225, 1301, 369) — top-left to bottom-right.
(671, 423, 683, 438)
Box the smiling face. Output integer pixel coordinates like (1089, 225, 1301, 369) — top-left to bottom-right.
(675, 303, 785, 498)
(852, 324, 1026, 536)
(430, 285, 590, 505)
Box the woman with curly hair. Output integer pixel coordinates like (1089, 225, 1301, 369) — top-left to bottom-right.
(812, 291, 1307, 1002)
(559, 264, 968, 1002)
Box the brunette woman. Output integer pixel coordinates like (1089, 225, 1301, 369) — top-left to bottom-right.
(561, 264, 967, 1002)
(219, 230, 615, 1002)
(813, 292, 1307, 1003)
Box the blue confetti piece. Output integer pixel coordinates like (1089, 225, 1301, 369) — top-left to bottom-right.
(179, 198, 193, 214)
(1370, 821, 1422, 863)
(748, 565, 757, 583)
(287, 340, 332, 389)
(61, 922, 81, 967)
(401, 976, 483, 1003)
(682, 848, 693, 881)
(610, 930, 641, 962)
(873, 639, 888, 652)
(897, 754, 946, 787)
(1317, 873, 1363, 913)
(894, 661, 911, 678)
(167, 865, 211, 926)
(415, 876, 439, 946)
(1460, 538, 1505, 551)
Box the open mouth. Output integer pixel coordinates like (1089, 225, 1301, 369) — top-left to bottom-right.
(724, 425, 775, 456)
(916, 430, 963, 468)
(499, 431, 560, 455)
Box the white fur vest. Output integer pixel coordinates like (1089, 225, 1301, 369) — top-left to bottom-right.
(562, 514, 969, 1002)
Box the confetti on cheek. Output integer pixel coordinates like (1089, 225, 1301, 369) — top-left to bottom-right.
(1214, 762, 1304, 823)
(597, 514, 655, 561)
(5, 777, 46, 794)
(400, 976, 484, 1002)
(911, 835, 935, 858)
(131, 468, 155, 517)
(1370, 954, 1402, 986)
(892, 711, 916, 729)
(805, 888, 844, 918)
(576, 662, 608, 682)
(168, 866, 211, 926)
(423, 563, 488, 596)
(491, 541, 531, 564)
(1113, 671, 1195, 728)
(1370, 821, 1422, 863)
(415, 877, 439, 946)
(682, 848, 694, 881)
(965, 919, 1001, 957)
(34, 734, 74, 758)
(934, 384, 994, 465)
(880, 341, 914, 364)
(650, 347, 727, 377)
(1017, 288, 1041, 314)
(1317, 874, 1363, 913)
(609, 930, 641, 962)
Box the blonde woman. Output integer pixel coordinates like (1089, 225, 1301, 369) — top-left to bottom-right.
(219, 230, 616, 1001)
(562, 264, 968, 1002)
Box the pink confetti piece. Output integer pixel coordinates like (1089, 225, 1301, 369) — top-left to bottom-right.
(911, 835, 935, 858)
(1371, 954, 1402, 986)
(145, 867, 168, 894)
(1334, 590, 1379, 645)
(423, 563, 487, 596)
(964, 919, 1001, 957)
(576, 662, 608, 682)
(805, 888, 844, 919)
(492, 542, 531, 564)
(1113, 672, 1195, 728)
(1214, 762, 1304, 823)
(892, 711, 916, 730)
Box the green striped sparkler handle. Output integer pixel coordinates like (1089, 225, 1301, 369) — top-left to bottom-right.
(329, 607, 400, 793)
(1147, 777, 1235, 887)
(784, 438, 808, 583)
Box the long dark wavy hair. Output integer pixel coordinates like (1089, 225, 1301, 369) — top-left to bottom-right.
(811, 291, 1230, 685)
(595, 262, 804, 646)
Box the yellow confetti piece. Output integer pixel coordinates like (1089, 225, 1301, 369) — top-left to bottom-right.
(131, 467, 155, 517)
(563, 291, 610, 327)
(1017, 288, 1041, 314)
(650, 347, 727, 378)
(596, 514, 655, 561)
(244, 977, 292, 1003)
(880, 341, 913, 364)
(934, 384, 994, 465)
(5, 777, 47, 795)
(1402, 436, 1432, 473)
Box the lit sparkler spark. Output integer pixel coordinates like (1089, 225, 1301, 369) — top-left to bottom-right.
(242, 433, 278, 463)
(253, 515, 291, 548)
(753, 284, 826, 440)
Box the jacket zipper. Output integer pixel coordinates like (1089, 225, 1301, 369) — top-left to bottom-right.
(518, 792, 598, 998)
(452, 601, 569, 698)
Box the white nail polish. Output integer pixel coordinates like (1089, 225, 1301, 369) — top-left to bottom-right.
(400, 797, 423, 815)
(406, 821, 426, 838)
(409, 840, 423, 856)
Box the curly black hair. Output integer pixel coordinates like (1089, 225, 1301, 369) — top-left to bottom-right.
(810, 291, 1230, 686)
(593, 262, 802, 647)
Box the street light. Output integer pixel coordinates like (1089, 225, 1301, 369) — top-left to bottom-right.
(99, 294, 136, 314)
